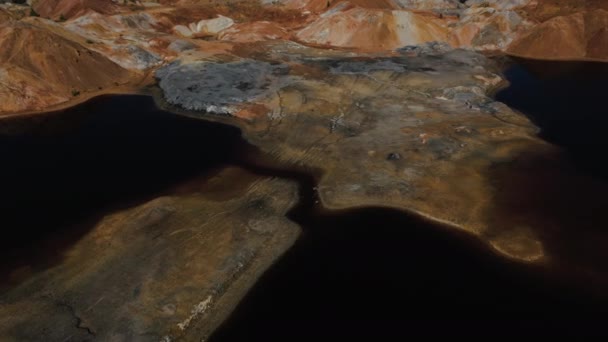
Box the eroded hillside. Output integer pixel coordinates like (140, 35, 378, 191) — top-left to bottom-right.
(0, 0, 605, 114)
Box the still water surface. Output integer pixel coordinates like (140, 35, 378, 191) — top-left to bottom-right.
(0, 59, 607, 338)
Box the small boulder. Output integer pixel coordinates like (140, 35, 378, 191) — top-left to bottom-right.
(174, 15, 234, 38)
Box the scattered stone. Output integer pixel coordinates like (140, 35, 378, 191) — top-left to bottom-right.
(387, 152, 402, 160)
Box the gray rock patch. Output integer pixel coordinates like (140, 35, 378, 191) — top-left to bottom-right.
(328, 59, 408, 74)
(398, 41, 452, 56)
(156, 60, 287, 114)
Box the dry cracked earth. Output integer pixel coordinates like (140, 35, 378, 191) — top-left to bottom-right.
(1, 0, 608, 340)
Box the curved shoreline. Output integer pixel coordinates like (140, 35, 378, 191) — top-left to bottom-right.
(0, 54, 565, 266)
(1, 53, 601, 267)
(2, 90, 608, 339)
(0, 70, 156, 120)
(2, 54, 608, 338)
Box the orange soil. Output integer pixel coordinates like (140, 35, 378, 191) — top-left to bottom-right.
(508, 9, 608, 61)
(0, 19, 134, 114)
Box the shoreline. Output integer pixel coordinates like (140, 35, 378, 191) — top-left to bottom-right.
(1, 88, 608, 340)
(0, 54, 546, 265)
(2, 55, 608, 339)
(0, 71, 156, 120)
(3, 51, 607, 121)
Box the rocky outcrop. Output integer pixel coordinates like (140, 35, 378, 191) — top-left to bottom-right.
(218, 21, 290, 43)
(0, 171, 300, 341)
(395, 0, 461, 9)
(156, 41, 544, 261)
(0, 0, 602, 113)
(291, 0, 533, 51)
(0, 1, 29, 19)
(270, 0, 398, 12)
(275, 0, 461, 11)
(157, 59, 288, 114)
(32, 0, 118, 20)
(522, 0, 608, 22)
(64, 11, 167, 70)
(465, 0, 531, 10)
(449, 2, 531, 50)
(0, 19, 133, 113)
(0, 7, 13, 21)
(296, 6, 448, 51)
(173, 15, 234, 38)
(508, 9, 608, 61)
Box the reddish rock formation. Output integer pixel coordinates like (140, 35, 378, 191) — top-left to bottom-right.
(449, 2, 532, 50)
(276, 0, 459, 11)
(508, 9, 608, 61)
(523, 0, 608, 22)
(394, 0, 460, 10)
(296, 5, 447, 51)
(0, 8, 12, 22)
(276, 0, 397, 13)
(291, 0, 533, 52)
(0, 0, 604, 114)
(32, 0, 118, 20)
(0, 18, 133, 113)
(219, 21, 291, 43)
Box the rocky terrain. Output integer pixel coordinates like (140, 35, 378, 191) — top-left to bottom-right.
(0, 18, 135, 112)
(508, 8, 608, 60)
(1, 169, 301, 341)
(1, 0, 608, 340)
(1, 0, 605, 114)
(157, 40, 546, 260)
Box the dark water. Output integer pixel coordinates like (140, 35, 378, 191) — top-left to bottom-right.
(1, 66, 607, 339)
(495, 58, 608, 177)
(212, 209, 608, 340)
(489, 59, 608, 291)
(210, 59, 608, 340)
(0, 95, 249, 281)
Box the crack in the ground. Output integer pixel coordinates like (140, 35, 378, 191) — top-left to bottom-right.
(56, 300, 96, 337)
